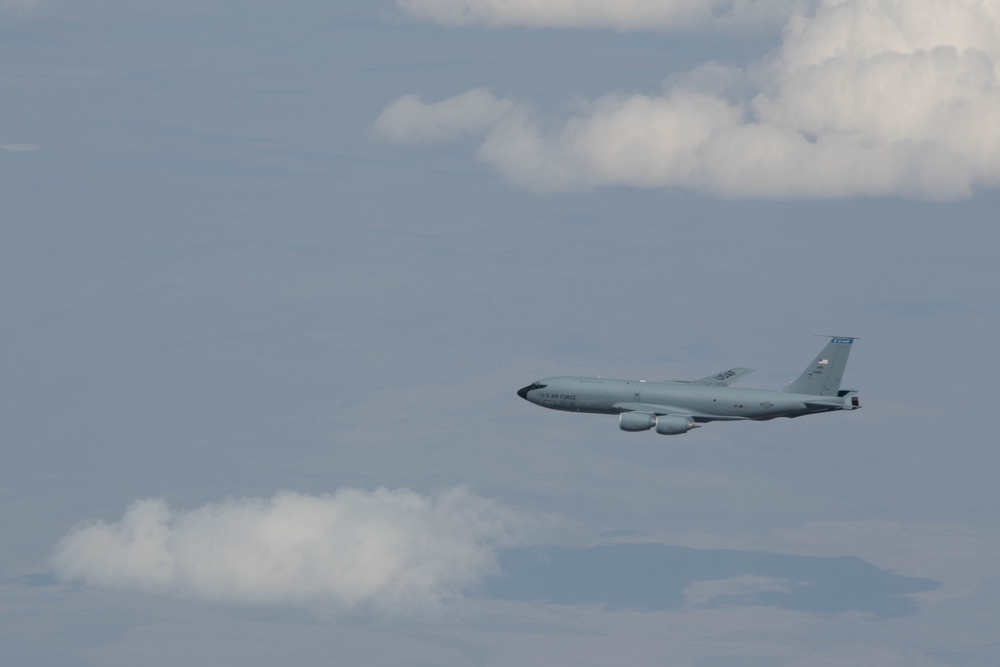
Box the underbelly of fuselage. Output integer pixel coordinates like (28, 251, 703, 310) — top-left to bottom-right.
(541, 394, 816, 421)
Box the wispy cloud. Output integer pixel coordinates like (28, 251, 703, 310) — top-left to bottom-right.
(379, 0, 1000, 199)
(51, 487, 534, 613)
(397, 0, 808, 33)
(1, 144, 39, 152)
(373, 88, 517, 144)
(684, 574, 798, 606)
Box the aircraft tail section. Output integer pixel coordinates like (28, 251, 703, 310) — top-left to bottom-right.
(780, 337, 857, 396)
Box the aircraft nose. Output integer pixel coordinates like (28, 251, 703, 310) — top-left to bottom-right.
(517, 385, 532, 400)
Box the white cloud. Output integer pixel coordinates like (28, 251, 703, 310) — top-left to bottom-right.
(397, 0, 807, 33)
(51, 487, 534, 613)
(373, 88, 517, 144)
(380, 0, 1000, 199)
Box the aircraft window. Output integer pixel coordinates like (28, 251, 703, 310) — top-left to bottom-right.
(531, 383, 547, 390)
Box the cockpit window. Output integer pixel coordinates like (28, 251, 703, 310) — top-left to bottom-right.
(529, 383, 547, 390)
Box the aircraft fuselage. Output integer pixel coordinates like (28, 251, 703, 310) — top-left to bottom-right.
(516, 337, 861, 435)
(518, 377, 848, 421)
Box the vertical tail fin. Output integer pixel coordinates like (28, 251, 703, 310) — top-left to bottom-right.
(780, 337, 857, 396)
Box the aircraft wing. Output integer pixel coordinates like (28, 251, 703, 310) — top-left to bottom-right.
(684, 367, 754, 386)
(612, 402, 747, 422)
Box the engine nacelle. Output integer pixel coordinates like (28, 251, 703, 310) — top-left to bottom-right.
(655, 415, 698, 435)
(619, 412, 655, 432)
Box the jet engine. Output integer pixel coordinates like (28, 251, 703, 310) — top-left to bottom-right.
(655, 415, 698, 435)
(619, 412, 655, 432)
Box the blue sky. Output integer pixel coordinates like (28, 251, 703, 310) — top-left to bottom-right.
(3, 1, 1000, 665)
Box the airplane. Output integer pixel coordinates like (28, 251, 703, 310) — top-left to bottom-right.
(516, 337, 861, 435)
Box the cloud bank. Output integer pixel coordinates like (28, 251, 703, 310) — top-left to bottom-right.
(51, 487, 533, 613)
(378, 0, 1000, 199)
(397, 0, 807, 33)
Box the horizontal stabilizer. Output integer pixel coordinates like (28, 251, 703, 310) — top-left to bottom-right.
(803, 398, 845, 409)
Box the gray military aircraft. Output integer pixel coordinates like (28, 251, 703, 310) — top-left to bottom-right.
(517, 337, 861, 435)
